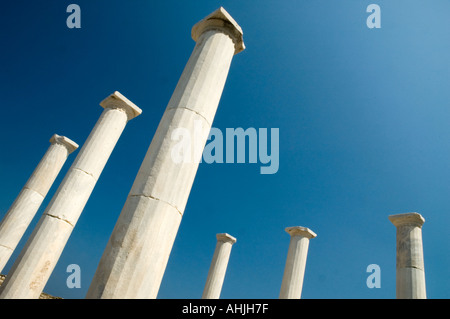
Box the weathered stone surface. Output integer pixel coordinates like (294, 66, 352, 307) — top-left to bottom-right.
(389, 212, 427, 299)
(87, 195, 182, 299)
(0, 134, 78, 273)
(87, 7, 245, 299)
(279, 226, 316, 299)
(0, 92, 141, 299)
(0, 274, 61, 299)
(191, 7, 245, 54)
(202, 233, 236, 299)
(130, 107, 211, 213)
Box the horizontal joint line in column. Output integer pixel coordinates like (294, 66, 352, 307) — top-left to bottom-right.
(401, 265, 425, 271)
(129, 194, 183, 216)
(167, 106, 212, 127)
(0, 243, 14, 251)
(72, 167, 98, 182)
(45, 213, 74, 227)
(22, 186, 45, 199)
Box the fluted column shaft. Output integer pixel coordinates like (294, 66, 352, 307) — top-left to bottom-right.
(279, 226, 316, 299)
(0, 134, 78, 272)
(202, 233, 236, 299)
(0, 92, 141, 299)
(389, 212, 426, 299)
(86, 7, 245, 299)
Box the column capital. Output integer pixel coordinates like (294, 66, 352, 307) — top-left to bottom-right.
(191, 7, 245, 55)
(216, 233, 237, 244)
(49, 134, 78, 154)
(285, 226, 317, 239)
(100, 91, 142, 120)
(389, 212, 425, 228)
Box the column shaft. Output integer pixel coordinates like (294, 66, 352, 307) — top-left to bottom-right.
(0, 92, 141, 299)
(0, 135, 78, 272)
(202, 233, 236, 299)
(279, 227, 316, 299)
(389, 212, 426, 299)
(86, 7, 245, 299)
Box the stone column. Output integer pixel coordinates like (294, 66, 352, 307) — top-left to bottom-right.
(0, 134, 78, 273)
(0, 91, 141, 299)
(389, 212, 426, 299)
(202, 233, 236, 299)
(279, 226, 316, 299)
(86, 7, 245, 299)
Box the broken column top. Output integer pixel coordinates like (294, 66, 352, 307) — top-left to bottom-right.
(389, 212, 425, 228)
(49, 134, 79, 154)
(191, 7, 245, 54)
(216, 233, 237, 244)
(100, 91, 142, 120)
(285, 226, 317, 239)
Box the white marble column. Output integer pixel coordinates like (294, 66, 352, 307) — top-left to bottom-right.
(86, 7, 245, 299)
(0, 91, 141, 299)
(279, 226, 316, 299)
(202, 233, 236, 299)
(0, 135, 78, 273)
(389, 212, 426, 299)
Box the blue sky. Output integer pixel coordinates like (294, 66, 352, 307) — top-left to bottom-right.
(0, 1, 449, 299)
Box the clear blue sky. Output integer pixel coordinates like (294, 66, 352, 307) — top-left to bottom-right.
(1, 1, 449, 299)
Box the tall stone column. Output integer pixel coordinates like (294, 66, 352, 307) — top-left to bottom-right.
(389, 212, 427, 299)
(0, 91, 141, 299)
(0, 134, 78, 272)
(279, 226, 316, 299)
(86, 7, 245, 299)
(202, 233, 236, 299)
